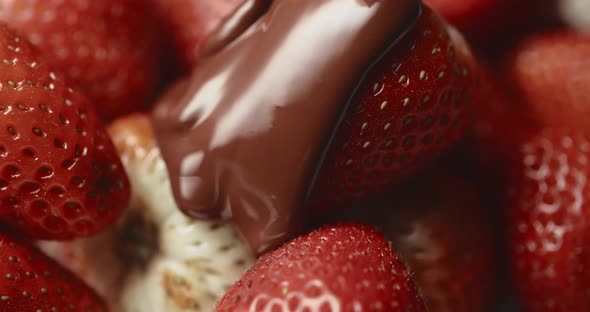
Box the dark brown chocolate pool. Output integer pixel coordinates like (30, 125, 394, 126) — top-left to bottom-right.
(153, 0, 420, 253)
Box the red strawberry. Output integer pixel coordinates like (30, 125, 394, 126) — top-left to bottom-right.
(0, 0, 160, 120)
(462, 66, 537, 184)
(504, 128, 590, 311)
(338, 170, 497, 311)
(152, 0, 263, 71)
(507, 30, 590, 133)
(425, 0, 503, 35)
(216, 223, 426, 312)
(0, 232, 106, 312)
(425, 0, 556, 43)
(310, 5, 480, 211)
(0, 24, 130, 239)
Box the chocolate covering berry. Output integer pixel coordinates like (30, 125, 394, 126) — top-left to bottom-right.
(153, 0, 421, 253)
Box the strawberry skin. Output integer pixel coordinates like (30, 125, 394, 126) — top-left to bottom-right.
(505, 128, 590, 311)
(216, 223, 426, 312)
(425, 0, 500, 35)
(0, 0, 160, 120)
(507, 30, 590, 133)
(310, 5, 479, 211)
(462, 66, 537, 186)
(0, 232, 106, 312)
(0, 24, 129, 239)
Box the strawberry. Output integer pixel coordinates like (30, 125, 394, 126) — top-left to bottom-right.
(216, 223, 426, 312)
(507, 30, 590, 133)
(337, 170, 497, 311)
(425, 0, 504, 36)
(504, 128, 590, 311)
(0, 232, 106, 312)
(462, 66, 536, 185)
(424, 0, 556, 43)
(309, 5, 480, 211)
(0, 0, 160, 120)
(0, 24, 129, 239)
(152, 0, 261, 71)
(42, 113, 255, 311)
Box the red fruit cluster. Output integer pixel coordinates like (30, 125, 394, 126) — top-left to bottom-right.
(0, 0, 587, 311)
(0, 0, 161, 120)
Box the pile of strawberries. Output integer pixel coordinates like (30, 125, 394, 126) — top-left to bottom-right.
(0, 0, 587, 311)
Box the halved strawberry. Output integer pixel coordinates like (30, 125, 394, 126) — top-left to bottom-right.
(0, 24, 129, 239)
(216, 223, 426, 311)
(0, 0, 161, 120)
(504, 128, 590, 311)
(310, 5, 480, 211)
(507, 30, 590, 133)
(42, 113, 255, 311)
(0, 232, 106, 311)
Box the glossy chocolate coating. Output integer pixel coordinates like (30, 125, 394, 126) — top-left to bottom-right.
(153, 0, 420, 253)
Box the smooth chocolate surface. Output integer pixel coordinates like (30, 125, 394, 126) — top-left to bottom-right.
(153, 0, 420, 253)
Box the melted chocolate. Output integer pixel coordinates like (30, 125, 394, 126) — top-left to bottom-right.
(153, 0, 420, 254)
(201, 0, 271, 58)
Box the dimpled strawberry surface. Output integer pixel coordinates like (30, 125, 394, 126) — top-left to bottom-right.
(0, 0, 589, 311)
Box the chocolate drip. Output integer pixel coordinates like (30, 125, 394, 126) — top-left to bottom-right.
(153, 0, 420, 253)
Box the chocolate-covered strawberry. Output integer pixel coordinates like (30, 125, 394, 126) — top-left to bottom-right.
(153, 0, 481, 253)
(310, 4, 479, 212)
(0, 23, 129, 239)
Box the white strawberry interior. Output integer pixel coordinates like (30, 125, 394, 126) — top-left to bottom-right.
(41, 129, 255, 312)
